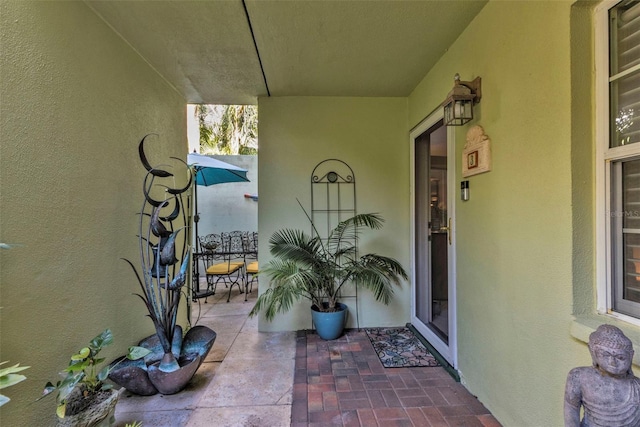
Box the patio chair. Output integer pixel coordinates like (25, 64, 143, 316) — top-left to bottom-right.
(201, 232, 245, 302)
(192, 233, 223, 303)
(242, 231, 258, 301)
(245, 261, 258, 299)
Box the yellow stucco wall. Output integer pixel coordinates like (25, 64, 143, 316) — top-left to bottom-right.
(4, 1, 638, 426)
(257, 3, 630, 424)
(0, 2, 187, 424)
(257, 96, 410, 331)
(408, 1, 596, 425)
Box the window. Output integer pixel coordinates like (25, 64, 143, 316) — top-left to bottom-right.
(598, 0, 640, 320)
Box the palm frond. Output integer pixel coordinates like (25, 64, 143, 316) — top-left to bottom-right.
(249, 263, 311, 320)
(251, 208, 408, 318)
(269, 229, 322, 262)
(326, 213, 384, 254)
(342, 254, 408, 303)
(261, 260, 320, 289)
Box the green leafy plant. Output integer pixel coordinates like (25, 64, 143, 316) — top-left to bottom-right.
(249, 204, 408, 320)
(0, 361, 29, 406)
(0, 246, 29, 407)
(125, 422, 143, 427)
(39, 329, 150, 418)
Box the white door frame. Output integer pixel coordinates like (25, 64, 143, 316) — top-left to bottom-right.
(409, 109, 458, 368)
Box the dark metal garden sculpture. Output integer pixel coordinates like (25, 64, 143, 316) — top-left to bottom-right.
(110, 135, 216, 395)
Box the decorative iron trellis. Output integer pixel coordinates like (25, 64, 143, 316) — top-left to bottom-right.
(310, 159, 359, 330)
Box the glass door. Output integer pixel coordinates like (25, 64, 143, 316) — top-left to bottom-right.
(411, 111, 457, 366)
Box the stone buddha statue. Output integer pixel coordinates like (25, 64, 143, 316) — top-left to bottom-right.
(564, 324, 640, 427)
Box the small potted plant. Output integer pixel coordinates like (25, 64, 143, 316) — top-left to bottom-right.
(249, 204, 408, 340)
(39, 329, 149, 427)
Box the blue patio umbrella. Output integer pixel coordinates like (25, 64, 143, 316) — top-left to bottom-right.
(187, 153, 251, 301)
(187, 153, 250, 249)
(187, 153, 249, 186)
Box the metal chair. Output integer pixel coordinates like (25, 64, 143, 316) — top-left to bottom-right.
(200, 232, 245, 302)
(194, 233, 223, 302)
(242, 231, 258, 301)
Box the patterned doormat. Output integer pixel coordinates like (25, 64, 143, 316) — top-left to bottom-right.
(365, 327, 440, 368)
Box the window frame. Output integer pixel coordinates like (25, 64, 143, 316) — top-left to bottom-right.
(595, 0, 640, 325)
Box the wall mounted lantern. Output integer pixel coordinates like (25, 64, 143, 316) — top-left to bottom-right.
(442, 73, 482, 126)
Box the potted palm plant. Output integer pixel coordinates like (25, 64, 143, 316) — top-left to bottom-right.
(249, 206, 408, 340)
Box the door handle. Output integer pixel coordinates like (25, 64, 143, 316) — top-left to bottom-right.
(442, 218, 452, 245)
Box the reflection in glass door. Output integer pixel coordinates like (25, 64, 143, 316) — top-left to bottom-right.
(411, 111, 456, 366)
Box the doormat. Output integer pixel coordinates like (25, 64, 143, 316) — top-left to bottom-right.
(365, 327, 440, 368)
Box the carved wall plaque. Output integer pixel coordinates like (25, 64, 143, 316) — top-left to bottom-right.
(462, 125, 491, 178)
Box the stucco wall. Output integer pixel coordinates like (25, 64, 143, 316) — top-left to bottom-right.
(408, 2, 590, 425)
(0, 2, 187, 424)
(257, 96, 410, 331)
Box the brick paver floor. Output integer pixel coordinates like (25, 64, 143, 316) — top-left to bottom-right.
(291, 329, 502, 427)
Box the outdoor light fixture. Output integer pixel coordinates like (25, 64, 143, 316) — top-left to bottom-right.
(442, 73, 482, 126)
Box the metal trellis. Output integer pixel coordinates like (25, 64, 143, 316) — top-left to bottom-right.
(310, 159, 359, 330)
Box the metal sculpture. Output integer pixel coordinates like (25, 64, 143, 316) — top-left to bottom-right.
(112, 134, 216, 395)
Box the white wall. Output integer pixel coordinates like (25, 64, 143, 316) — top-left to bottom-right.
(193, 155, 258, 239)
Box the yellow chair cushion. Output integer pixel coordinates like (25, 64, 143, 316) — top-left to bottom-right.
(246, 261, 259, 274)
(206, 262, 243, 275)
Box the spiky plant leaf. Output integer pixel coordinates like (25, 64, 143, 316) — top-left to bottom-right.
(0, 373, 27, 390)
(0, 362, 29, 385)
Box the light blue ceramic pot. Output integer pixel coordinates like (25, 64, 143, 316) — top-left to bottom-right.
(311, 302, 347, 340)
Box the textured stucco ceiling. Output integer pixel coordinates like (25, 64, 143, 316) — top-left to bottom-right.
(86, 0, 487, 105)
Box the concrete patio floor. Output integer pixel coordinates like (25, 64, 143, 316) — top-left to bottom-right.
(114, 286, 295, 427)
(113, 284, 500, 426)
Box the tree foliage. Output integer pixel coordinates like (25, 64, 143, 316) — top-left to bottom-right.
(195, 104, 213, 149)
(196, 104, 258, 155)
